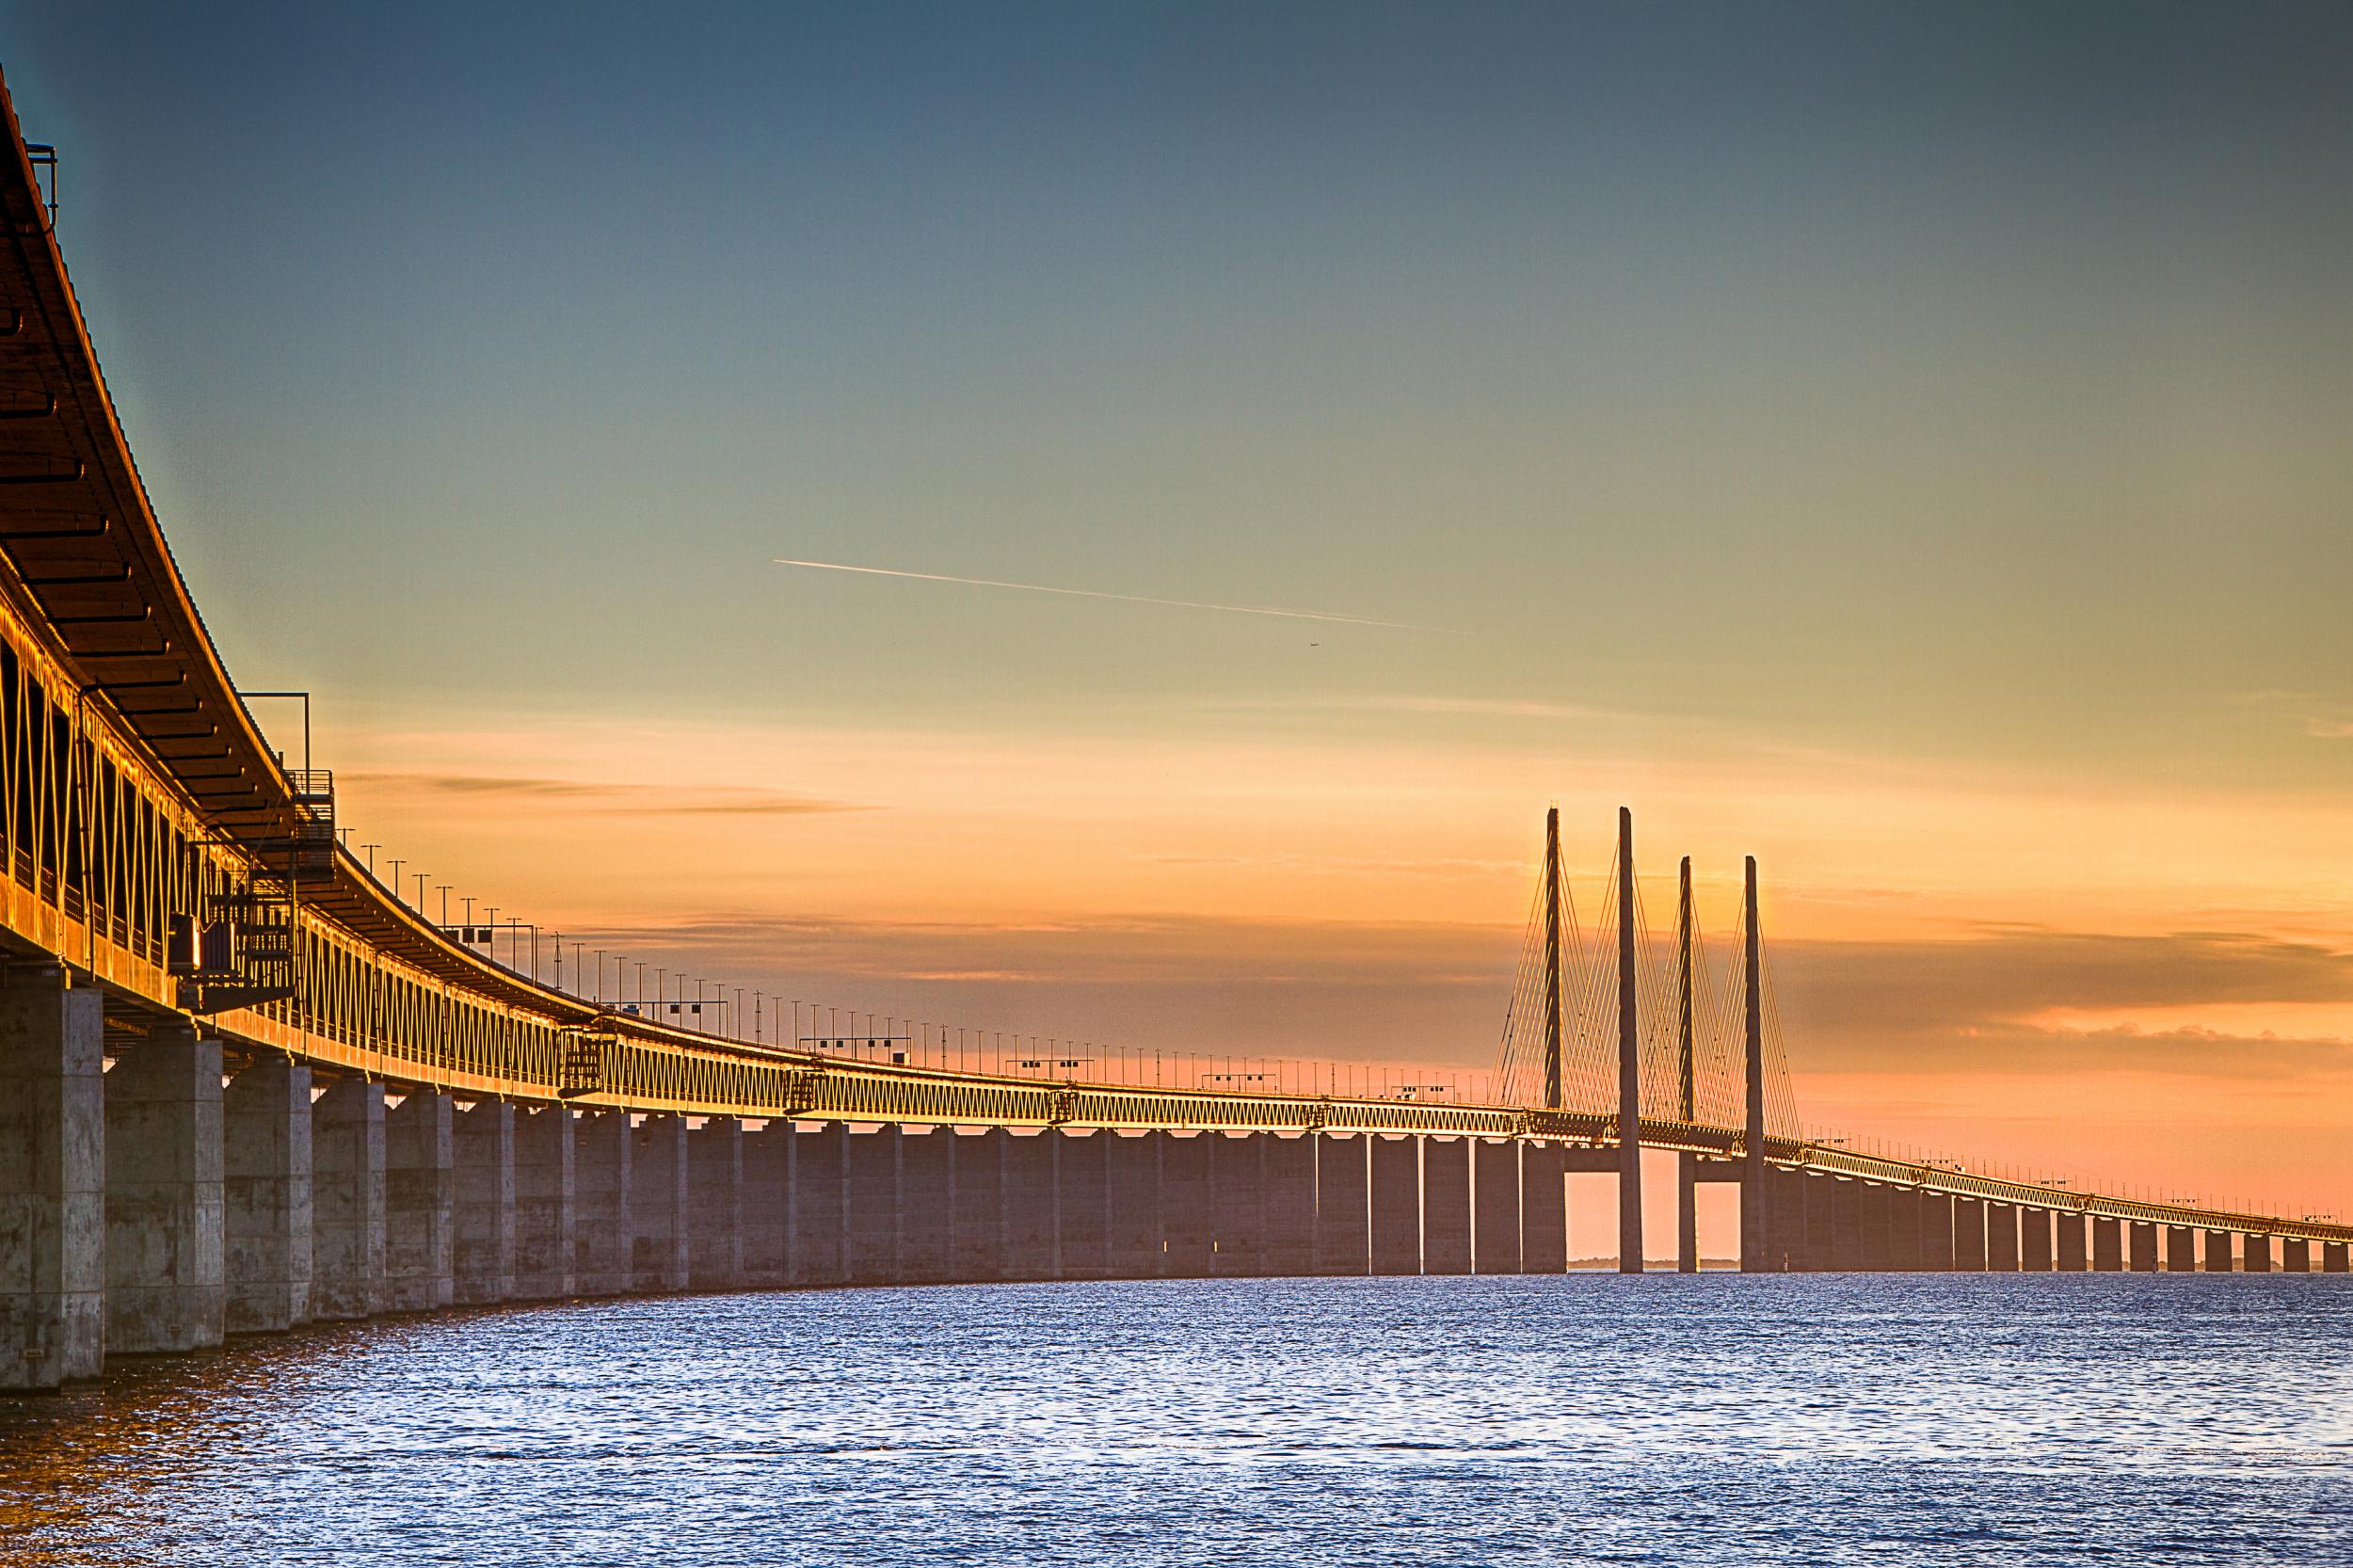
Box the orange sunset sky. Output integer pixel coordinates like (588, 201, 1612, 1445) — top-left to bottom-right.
(7, 4, 2347, 1229)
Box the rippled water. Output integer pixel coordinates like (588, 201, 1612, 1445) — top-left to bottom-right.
(2, 1275, 2348, 1565)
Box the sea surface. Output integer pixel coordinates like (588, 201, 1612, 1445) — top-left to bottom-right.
(1, 1274, 2347, 1566)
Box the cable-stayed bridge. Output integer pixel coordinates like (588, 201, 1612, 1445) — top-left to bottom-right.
(0, 72, 2342, 1393)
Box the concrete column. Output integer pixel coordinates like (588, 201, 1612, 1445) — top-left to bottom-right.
(949, 1128, 1001, 1282)
(1315, 1133, 1369, 1275)
(2052, 1205, 2089, 1271)
(2202, 1229, 2234, 1272)
(1951, 1197, 1987, 1272)
(897, 1127, 952, 1283)
(0, 969, 104, 1387)
(1675, 1152, 1698, 1273)
(1056, 1131, 1110, 1280)
(311, 1077, 384, 1319)
(1472, 1139, 1521, 1274)
(1768, 1169, 1809, 1271)
(2323, 1241, 2348, 1272)
(1986, 1202, 2019, 1272)
(1210, 1133, 1266, 1277)
(630, 1114, 687, 1292)
(2090, 1216, 2123, 1271)
(2127, 1222, 2159, 1272)
(794, 1123, 848, 1286)
(740, 1121, 790, 1288)
(1885, 1187, 1922, 1271)
(1369, 1135, 1419, 1275)
(1829, 1178, 1863, 1272)
(1802, 1176, 1836, 1272)
(512, 1107, 575, 1300)
(2282, 1238, 2312, 1272)
(2165, 1225, 2196, 1272)
(572, 1111, 632, 1296)
(688, 1117, 744, 1290)
(843, 1125, 900, 1286)
(2019, 1207, 2054, 1272)
(104, 1026, 224, 1352)
(223, 1057, 312, 1333)
(2055, 1212, 2088, 1271)
(1422, 1138, 1472, 1275)
(1003, 1130, 1057, 1281)
(1521, 1142, 1567, 1274)
(1263, 1135, 1316, 1275)
(1916, 1192, 1953, 1272)
(2244, 1234, 2273, 1272)
(1107, 1131, 1160, 1278)
(1160, 1132, 1213, 1278)
(381, 1092, 454, 1312)
(451, 1101, 516, 1304)
(1859, 1183, 1894, 1272)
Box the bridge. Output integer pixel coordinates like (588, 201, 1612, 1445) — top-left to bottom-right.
(0, 72, 2344, 1393)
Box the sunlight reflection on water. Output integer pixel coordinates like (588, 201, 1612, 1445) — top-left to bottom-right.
(2, 1274, 2348, 1566)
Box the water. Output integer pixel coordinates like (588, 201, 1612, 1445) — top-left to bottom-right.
(2, 1275, 2347, 1566)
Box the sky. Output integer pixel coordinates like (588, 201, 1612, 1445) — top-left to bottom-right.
(4, 2, 2350, 1227)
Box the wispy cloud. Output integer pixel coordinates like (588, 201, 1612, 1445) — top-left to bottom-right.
(344, 772, 868, 818)
(774, 558, 1461, 634)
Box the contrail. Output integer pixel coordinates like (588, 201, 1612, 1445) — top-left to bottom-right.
(774, 558, 1458, 633)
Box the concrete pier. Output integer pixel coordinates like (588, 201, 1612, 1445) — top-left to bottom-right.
(572, 1111, 632, 1296)
(1860, 1183, 1895, 1271)
(1774, 1169, 1813, 1272)
(382, 1092, 454, 1312)
(1004, 1130, 1057, 1280)
(796, 1123, 849, 1286)
(948, 1127, 1001, 1283)
(630, 1114, 688, 1293)
(1521, 1143, 1567, 1273)
(1830, 1178, 1863, 1272)
(1472, 1140, 1520, 1274)
(2020, 1207, 2054, 1272)
(2245, 1234, 2273, 1272)
(223, 1057, 312, 1334)
(842, 1125, 900, 1286)
(1986, 1202, 2018, 1272)
(739, 1122, 789, 1288)
(1951, 1197, 1987, 1272)
(104, 1027, 224, 1352)
(688, 1117, 744, 1290)
(2127, 1222, 2158, 1272)
(1916, 1192, 1953, 1272)
(2325, 1242, 2349, 1273)
(2282, 1238, 2311, 1272)
(1885, 1188, 1922, 1271)
(1422, 1139, 1471, 1275)
(1160, 1132, 1213, 1278)
(1315, 1134, 1369, 1275)
(1211, 1133, 1265, 1277)
(1369, 1136, 1419, 1275)
(2091, 1216, 2123, 1271)
(451, 1100, 516, 1304)
(1108, 1131, 1160, 1278)
(1057, 1130, 1111, 1280)
(898, 1127, 952, 1283)
(2056, 1212, 2088, 1272)
(311, 1077, 385, 1319)
(513, 1107, 574, 1299)
(2203, 1229, 2233, 1272)
(1801, 1176, 1835, 1272)
(2165, 1225, 2196, 1272)
(1264, 1135, 1316, 1275)
(0, 970, 104, 1388)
